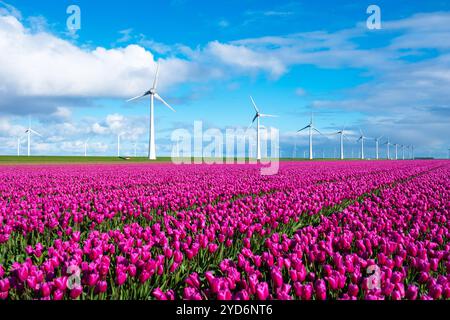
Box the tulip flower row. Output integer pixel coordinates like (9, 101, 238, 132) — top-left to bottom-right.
(180, 162, 449, 300)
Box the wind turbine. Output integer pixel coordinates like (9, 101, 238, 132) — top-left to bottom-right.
(133, 142, 138, 158)
(298, 113, 322, 160)
(25, 118, 42, 157)
(357, 129, 369, 160)
(401, 145, 405, 160)
(17, 136, 22, 156)
(84, 138, 90, 157)
(117, 132, 125, 157)
(374, 136, 383, 160)
(332, 125, 350, 160)
(249, 96, 277, 161)
(411, 145, 415, 159)
(394, 143, 399, 160)
(127, 63, 176, 160)
(383, 138, 392, 160)
(292, 138, 297, 159)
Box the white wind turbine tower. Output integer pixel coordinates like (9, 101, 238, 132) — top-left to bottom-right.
(17, 136, 22, 156)
(383, 138, 392, 160)
(298, 113, 322, 160)
(133, 142, 138, 157)
(25, 118, 42, 157)
(117, 132, 125, 157)
(127, 63, 176, 160)
(401, 145, 405, 160)
(249, 96, 277, 161)
(331, 125, 349, 160)
(292, 138, 297, 159)
(374, 136, 383, 160)
(84, 137, 90, 157)
(393, 143, 399, 160)
(357, 129, 369, 160)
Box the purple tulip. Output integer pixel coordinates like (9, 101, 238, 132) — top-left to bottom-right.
(406, 285, 418, 300)
(256, 282, 269, 300)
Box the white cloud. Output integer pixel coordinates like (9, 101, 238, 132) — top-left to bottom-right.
(295, 88, 306, 96)
(0, 15, 205, 100)
(218, 19, 229, 28)
(0, 117, 25, 136)
(92, 122, 109, 135)
(51, 107, 72, 121)
(117, 28, 133, 43)
(205, 41, 286, 78)
(0, 1, 21, 19)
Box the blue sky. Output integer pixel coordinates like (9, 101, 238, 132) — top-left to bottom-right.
(0, 0, 449, 158)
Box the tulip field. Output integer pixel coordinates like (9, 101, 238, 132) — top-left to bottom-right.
(0, 160, 449, 300)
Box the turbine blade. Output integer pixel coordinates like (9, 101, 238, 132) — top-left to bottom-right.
(127, 92, 149, 102)
(250, 96, 259, 113)
(297, 124, 310, 133)
(153, 63, 160, 90)
(30, 129, 42, 137)
(313, 128, 323, 135)
(259, 114, 278, 118)
(154, 93, 176, 112)
(252, 114, 258, 123)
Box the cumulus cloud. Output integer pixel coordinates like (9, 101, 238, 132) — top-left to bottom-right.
(0, 4, 449, 157)
(205, 41, 287, 78)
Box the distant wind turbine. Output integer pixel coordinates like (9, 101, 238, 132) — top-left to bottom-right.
(292, 139, 297, 159)
(401, 145, 405, 160)
(374, 136, 383, 160)
(133, 142, 138, 157)
(394, 143, 399, 160)
(17, 136, 22, 156)
(357, 129, 369, 160)
(117, 132, 125, 157)
(127, 63, 176, 160)
(248, 96, 277, 161)
(383, 138, 392, 160)
(298, 113, 322, 160)
(84, 138, 90, 157)
(331, 125, 350, 160)
(25, 118, 42, 157)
